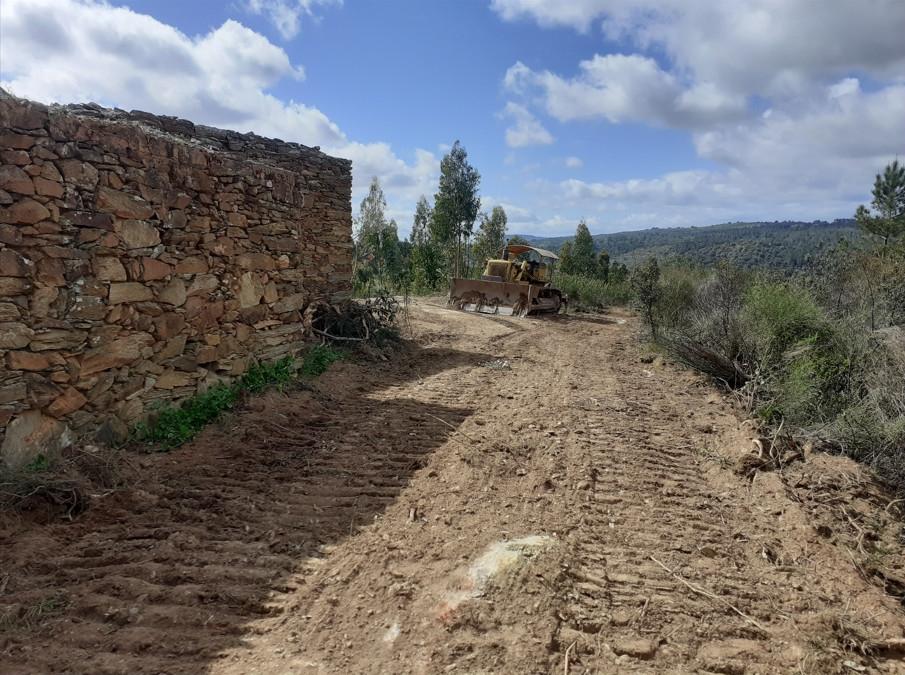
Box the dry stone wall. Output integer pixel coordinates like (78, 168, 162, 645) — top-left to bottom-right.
(0, 89, 352, 468)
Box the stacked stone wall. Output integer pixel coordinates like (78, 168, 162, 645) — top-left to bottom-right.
(0, 90, 352, 467)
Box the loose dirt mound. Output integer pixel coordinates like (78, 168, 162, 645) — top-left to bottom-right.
(2, 300, 904, 674)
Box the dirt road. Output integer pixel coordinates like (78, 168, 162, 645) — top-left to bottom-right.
(2, 300, 905, 674)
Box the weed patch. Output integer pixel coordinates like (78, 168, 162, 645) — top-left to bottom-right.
(300, 345, 343, 378)
(135, 351, 341, 450)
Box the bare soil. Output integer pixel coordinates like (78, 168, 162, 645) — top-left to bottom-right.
(2, 299, 905, 674)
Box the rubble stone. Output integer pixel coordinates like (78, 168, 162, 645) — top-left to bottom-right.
(0, 87, 352, 457)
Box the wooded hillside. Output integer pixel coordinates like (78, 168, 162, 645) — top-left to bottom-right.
(516, 219, 861, 270)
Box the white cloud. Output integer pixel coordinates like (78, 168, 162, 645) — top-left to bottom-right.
(246, 0, 340, 40)
(0, 0, 436, 232)
(500, 101, 554, 148)
(492, 1, 905, 96)
(504, 55, 746, 129)
(564, 156, 583, 169)
(493, 1, 905, 233)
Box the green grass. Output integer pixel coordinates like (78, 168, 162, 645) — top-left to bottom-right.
(300, 344, 343, 378)
(135, 350, 342, 450)
(24, 454, 52, 473)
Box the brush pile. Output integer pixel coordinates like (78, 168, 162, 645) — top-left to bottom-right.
(303, 292, 401, 345)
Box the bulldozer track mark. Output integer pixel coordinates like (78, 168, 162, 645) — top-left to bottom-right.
(3, 300, 904, 675)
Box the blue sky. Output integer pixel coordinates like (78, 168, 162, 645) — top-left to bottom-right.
(2, 0, 904, 238)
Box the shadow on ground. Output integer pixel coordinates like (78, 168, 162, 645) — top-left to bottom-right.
(0, 342, 492, 675)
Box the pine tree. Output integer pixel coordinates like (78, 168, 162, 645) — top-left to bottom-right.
(856, 160, 905, 253)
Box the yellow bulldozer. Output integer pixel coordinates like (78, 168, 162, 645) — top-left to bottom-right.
(448, 243, 566, 316)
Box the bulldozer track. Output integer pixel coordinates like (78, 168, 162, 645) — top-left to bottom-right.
(2, 300, 904, 674)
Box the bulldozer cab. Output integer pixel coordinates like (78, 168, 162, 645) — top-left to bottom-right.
(487, 244, 558, 285)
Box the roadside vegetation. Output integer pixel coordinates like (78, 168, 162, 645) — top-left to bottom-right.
(135, 347, 343, 449)
(630, 161, 905, 490)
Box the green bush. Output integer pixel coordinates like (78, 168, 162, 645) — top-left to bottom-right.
(743, 282, 826, 363)
(557, 273, 632, 311)
(654, 265, 703, 332)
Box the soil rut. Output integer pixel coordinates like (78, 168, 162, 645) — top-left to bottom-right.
(2, 300, 904, 674)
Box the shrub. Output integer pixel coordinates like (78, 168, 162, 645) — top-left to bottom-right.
(556, 273, 632, 311)
(743, 282, 827, 362)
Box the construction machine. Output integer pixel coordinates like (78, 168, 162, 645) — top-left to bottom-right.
(448, 243, 566, 316)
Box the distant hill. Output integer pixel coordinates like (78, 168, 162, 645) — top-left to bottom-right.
(513, 219, 862, 270)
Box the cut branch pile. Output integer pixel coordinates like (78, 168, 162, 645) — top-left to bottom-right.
(303, 294, 400, 344)
(660, 333, 751, 388)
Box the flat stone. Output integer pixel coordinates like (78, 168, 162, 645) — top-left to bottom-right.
(33, 176, 64, 198)
(30, 286, 59, 318)
(35, 258, 65, 286)
(158, 334, 187, 360)
(154, 370, 194, 390)
(158, 278, 187, 306)
(96, 186, 153, 219)
(174, 256, 208, 274)
(237, 252, 276, 271)
(6, 350, 60, 371)
(61, 210, 114, 230)
(0, 321, 34, 349)
(187, 274, 219, 296)
(1, 411, 72, 471)
(80, 332, 154, 376)
(238, 271, 264, 308)
(272, 292, 306, 313)
(7, 198, 50, 224)
(119, 220, 161, 249)
(46, 386, 88, 418)
(0, 249, 33, 277)
(0, 381, 27, 404)
(0, 133, 35, 150)
(67, 294, 107, 320)
(94, 256, 127, 281)
(612, 639, 658, 659)
(140, 257, 172, 280)
(30, 328, 87, 351)
(154, 312, 185, 339)
(2, 99, 47, 129)
(0, 277, 31, 296)
(0, 165, 35, 195)
(58, 159, 99, 189)
(109, 282, 153, 304)
(0, 302, 21, 321)
(196, 345, 219, 364)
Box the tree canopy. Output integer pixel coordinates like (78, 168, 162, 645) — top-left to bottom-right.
(856, 159, 905, 251)
(433, 140, 481, 277)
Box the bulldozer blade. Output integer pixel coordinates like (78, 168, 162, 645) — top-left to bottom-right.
(448, 278, 535, 317)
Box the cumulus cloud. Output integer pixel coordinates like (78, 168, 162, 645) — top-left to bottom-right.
(500, 102, 554, 148)
(564, 156, 583, 169)
(492, 0, 905, 95)
(504, 55, 745, 129)
(0, 0, 436, 229)
(493, 0, 905, 233)
(246, 0, 341, 40)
